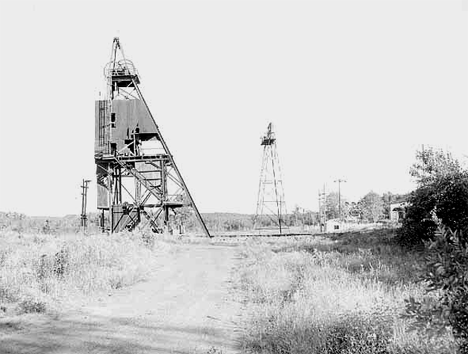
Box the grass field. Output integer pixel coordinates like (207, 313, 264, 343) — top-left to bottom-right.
(0, 230, 172, 315)
(0, 227, 459, 353)
(237, 229, 457, 354)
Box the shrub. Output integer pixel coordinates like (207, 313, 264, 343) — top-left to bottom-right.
(404, 227, 468, 353)
(397, 186, 437, 247)
(435, 173, 468, 236)
(325, 314, 391, 354)
(16, 298, 47, 314)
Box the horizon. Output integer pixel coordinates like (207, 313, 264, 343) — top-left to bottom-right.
(0, 189, 415, 218)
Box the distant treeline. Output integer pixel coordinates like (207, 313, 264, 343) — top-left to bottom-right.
(0, 211, 100, 234)
(0, 210, 320, 235)
(191, 211, 320, 233)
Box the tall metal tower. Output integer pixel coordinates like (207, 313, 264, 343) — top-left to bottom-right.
(94, 38, 210, 237)
(254, 123, 287, 233)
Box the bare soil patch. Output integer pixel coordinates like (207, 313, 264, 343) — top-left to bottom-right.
(0, 243, 242, 354)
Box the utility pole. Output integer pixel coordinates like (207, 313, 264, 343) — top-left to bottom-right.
(334, 179, 346, 221)
(318, 185, 326, 232)
(81, 179, 91, 232)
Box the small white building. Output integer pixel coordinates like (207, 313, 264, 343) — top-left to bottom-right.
(325, 219, 342, 233)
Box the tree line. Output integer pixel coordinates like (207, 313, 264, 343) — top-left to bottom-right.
(323, 190, 408, 223)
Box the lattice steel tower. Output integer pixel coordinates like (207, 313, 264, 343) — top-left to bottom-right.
(254, 123, 287, 233)
(94, 38, 210, 237)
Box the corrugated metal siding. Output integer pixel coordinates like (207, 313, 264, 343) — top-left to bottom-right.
(95, 99, 156, 155)
(111, 99, 157, 151)
(94, 100, 109, 155)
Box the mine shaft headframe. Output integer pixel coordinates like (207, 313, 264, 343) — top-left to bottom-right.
(96, 37, 212, 238)
(261, 122, 276, 146)
(103, 37, 141, 100)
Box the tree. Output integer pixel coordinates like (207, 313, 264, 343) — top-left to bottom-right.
(348, 201, 363, 220)
(325, 192, 349, 220)
(398, 147, 468, 247)
(397, 185, 438, 246)
(175, 206, 197, 233)
(359, 191, 384, 223)
(410, 147, 462, 186)
(290, 206, 318, 227)
(292, 205, 303, 226)
(402, 149, 468, 352)
(303, 210, 319, 226)
(381, 192, 409, 218)
(435, 171, 468, 234)
(325, 192, 339, 220)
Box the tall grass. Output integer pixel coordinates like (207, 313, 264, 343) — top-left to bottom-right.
(238, 230, 456, 354)
(0, 230, 171, 314)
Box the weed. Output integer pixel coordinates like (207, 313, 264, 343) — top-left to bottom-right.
(0, 231, 172, 314)
(238, 231, 455, 354)
(16, 298, 46, 314)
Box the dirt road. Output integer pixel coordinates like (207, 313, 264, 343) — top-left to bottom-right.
(0, 243, 243, 354)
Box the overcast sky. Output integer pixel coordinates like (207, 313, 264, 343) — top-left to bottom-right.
(0, 0, 467, 217)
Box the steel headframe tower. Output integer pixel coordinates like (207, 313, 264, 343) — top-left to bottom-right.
(254, 123, 287, 233)
(94, 38, 211, 237)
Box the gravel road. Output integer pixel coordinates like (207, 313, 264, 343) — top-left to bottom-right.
(0, 243, 243, 354)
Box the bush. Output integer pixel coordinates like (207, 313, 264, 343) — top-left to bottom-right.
(325, 314, 391, 354)
(397, 186, 438, 248)
(16, 298, 47, 314)
(404, 227, 468, 353)
(435, 173, 468, 236)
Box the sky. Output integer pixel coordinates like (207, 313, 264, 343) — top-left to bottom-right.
(0, 0, 467, 217)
